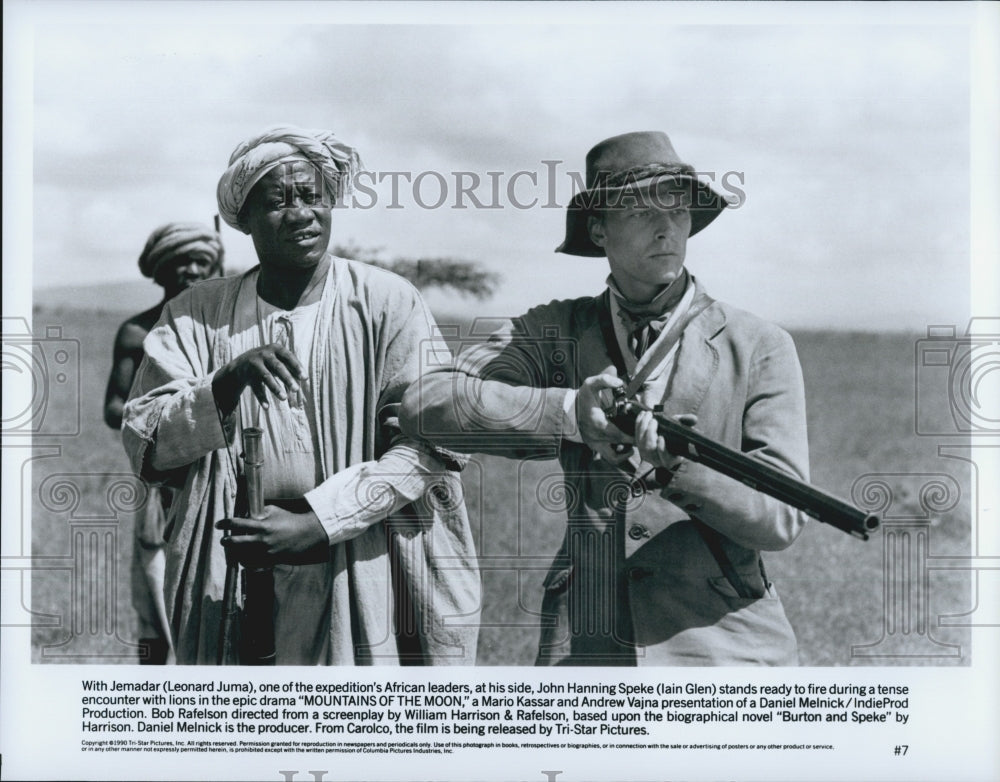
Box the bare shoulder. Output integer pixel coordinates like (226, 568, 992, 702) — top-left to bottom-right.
(116, 304, 163, 349)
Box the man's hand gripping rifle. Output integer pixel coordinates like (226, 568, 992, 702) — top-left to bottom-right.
(607, 389, 880, 540)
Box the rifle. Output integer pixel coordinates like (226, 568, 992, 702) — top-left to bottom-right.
(218, 527, 240, 664)
(213, 214, 226, 276)
(217, 427, 276, 665)
(610, 394, 880, 540)
(238, 427, 276, 665)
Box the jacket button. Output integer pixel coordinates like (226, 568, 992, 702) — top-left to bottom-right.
(628, 566, 653, 581)
(628, 524, 650, 540)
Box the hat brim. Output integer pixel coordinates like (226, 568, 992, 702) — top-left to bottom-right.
(555, 175, 728, 257)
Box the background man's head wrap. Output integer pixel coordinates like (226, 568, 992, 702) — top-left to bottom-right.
(138, 221, 224, 280)
(216, 125, 362, 231)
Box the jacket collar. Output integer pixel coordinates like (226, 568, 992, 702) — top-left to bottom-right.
(660, 275, 724, 417)
(581, 274, 726, 414)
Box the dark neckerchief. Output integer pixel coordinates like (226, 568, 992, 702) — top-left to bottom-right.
(598, 271, 710, 398)
(610, 268, 690, 333)
(606, 269, 691, 360)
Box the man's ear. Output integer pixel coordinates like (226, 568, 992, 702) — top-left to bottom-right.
(587, 214, 606, 248)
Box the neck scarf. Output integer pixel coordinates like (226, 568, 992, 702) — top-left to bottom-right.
(609, 268, 690, 357)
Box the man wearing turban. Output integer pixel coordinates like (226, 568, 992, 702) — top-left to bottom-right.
(123, 126, 480, 665)
(104, 220, 224, 664)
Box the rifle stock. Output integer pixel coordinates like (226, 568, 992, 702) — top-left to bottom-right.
(218, 540, 240, 665)
(615, 399, 880, 540)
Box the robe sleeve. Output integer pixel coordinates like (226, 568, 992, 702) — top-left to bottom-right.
(305, 278, 466, 544)
(122, 291, 234, 487)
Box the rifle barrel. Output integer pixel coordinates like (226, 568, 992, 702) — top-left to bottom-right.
(242, 428, 265, 520)
(238, 427, 276, 665)
(649, 412, 880, 540)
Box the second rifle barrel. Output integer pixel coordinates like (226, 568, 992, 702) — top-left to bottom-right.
(242, 427, 265, 520)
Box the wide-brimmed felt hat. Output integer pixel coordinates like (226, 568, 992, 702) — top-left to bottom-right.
(556, 131, 729, 257)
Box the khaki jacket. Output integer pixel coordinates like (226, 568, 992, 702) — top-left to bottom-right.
(401, 278, 808, 665)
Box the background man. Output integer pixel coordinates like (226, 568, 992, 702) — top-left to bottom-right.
(122, 126, 479, 665)
(402, 131, 809, 666)
(104, 221, 223, 664)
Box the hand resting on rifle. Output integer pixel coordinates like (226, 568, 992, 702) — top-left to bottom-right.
(211, 343, 307, 418)
(216, 508, 328, 567)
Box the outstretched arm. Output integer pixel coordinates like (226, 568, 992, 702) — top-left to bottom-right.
(400, 311, 585, 459)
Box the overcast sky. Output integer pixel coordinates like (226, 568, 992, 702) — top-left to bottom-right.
(10, 2, 998, 329)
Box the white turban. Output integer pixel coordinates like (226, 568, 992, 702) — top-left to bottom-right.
(138, 222, 223, 279)
(216, 125, 362, 230)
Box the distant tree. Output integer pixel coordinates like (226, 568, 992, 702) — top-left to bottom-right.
(333, 243, 501, 300)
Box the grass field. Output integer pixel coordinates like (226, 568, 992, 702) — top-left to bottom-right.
(23, 302, 973, 666)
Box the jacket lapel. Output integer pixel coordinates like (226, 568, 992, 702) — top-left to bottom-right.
(657, 279, 725, 418)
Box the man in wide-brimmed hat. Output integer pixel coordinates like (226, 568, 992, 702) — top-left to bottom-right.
(402, 131, 809, 666)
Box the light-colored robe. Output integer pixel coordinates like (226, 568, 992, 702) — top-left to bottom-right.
(130, 484, 172, 656)
(123, 257, 480, 665)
